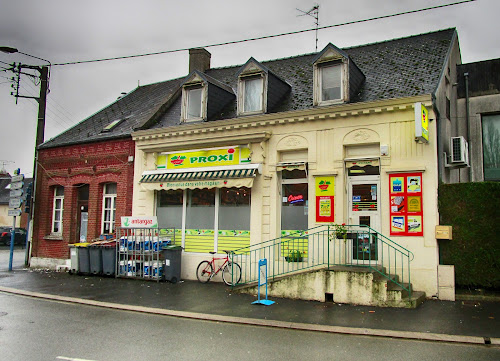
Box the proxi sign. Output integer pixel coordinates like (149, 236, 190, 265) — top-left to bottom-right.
(156, 146, 252, 170)
(121, 216, 158, 229)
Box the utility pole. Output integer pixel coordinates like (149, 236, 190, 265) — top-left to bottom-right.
(0, 47, 50, 267)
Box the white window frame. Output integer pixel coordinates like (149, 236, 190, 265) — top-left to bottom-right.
(314, 61, 345, 106)
(52, 186, 64, 234)
(101, 183, 117, 234)
(237, 74, 266, 115)
(181, 83, 207, 123)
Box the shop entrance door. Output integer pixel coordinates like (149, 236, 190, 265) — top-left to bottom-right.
(280, 169, 308, 260)
(347, 175, 380, 263)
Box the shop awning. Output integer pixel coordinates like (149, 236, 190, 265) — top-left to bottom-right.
(276, 161, 307, 171)
(140, 164, 261, 191)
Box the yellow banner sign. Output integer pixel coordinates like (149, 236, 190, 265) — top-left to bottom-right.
(157, 146, 251, 170)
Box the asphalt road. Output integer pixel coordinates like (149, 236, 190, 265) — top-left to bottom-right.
(0, 293, 498, 361)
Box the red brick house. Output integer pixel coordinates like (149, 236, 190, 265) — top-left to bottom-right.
(30, 78, 182, 268)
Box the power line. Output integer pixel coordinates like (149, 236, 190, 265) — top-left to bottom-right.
(52, 0, 476, 67)
(19, 83, 70, 130)
(15, 72, 77, 128)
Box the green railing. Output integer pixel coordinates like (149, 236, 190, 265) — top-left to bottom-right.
(230, 224, 413, 297)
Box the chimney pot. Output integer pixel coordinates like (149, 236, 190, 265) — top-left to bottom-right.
(189, 48, 211, 73)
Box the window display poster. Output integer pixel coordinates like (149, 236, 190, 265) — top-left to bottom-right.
(389, 172, 423, 236)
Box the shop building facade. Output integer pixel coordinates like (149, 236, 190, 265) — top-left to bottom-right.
(132, 29, 463, 298)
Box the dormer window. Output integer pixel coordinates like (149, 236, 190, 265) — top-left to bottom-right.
(180, 70, 234, 123)
(320, 62, 342, 102)
(241, 75, 264, 113)
(313, 43, 364, 107)
(181, 82, 206, 122)
(186, 87, 203, 119)
(237, 57, 290, 116)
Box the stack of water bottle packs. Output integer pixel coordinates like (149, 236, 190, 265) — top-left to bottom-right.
(117, 234, 171, 280)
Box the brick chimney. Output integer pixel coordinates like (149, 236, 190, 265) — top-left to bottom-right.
(189, 48, 211, 73)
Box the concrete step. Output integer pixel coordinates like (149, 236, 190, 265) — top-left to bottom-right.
(234, 265, 426, 308)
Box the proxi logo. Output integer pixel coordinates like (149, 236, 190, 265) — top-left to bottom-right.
(170, 155, 186, 166)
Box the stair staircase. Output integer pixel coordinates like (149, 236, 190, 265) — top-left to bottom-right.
(234, 265, 426, 308)
(230, 224, 425, 308)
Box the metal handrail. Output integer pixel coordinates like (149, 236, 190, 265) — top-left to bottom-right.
(230, 224, 413, 298)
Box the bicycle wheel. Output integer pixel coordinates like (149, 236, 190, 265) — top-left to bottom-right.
(196, 261, 213, 283)
(222, 262, 241, 286)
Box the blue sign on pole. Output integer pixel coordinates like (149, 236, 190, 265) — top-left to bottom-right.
(251, 259, 275, 306)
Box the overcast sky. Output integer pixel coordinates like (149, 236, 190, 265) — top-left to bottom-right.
(1, 0, 498, 177)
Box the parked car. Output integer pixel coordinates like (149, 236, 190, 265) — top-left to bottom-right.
(0, 227, 27, 246)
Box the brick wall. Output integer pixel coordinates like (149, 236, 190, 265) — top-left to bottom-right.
(32, 138, 135, 259)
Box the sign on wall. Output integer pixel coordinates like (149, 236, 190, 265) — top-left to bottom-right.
(389, 173, 423, 236)
(156, 146, 251, 170)
(414, 102, 429, 143)
(315, 176, 335, 222)
(121, 216, 158, 228)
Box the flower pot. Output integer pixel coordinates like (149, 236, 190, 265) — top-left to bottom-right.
(285, 256, 303, 262)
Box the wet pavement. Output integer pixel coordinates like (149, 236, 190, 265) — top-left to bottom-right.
(0, 259, 499, 342)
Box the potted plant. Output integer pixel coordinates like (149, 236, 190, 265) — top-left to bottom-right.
(333, 223, 348, 240)
(285, 250, 303, 262)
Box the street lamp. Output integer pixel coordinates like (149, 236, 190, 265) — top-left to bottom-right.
(0, 46, 18, 54)
(1, 46, 50, 267)
(0, 46, 51, 65)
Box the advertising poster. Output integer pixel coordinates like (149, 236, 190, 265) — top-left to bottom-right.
(390, 177, 404, 193)
(391, 195, 405, 213)
(389, 172, 423, 236)
(391, 216, 405, 233)
(315, 176, 335, 222)
(407, 215, 422, 233)
(319, 198, 331, 217)
(407, 196, 422, 212)
(407, 176, 421, 192)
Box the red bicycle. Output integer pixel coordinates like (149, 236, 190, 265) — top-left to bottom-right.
(196, 250, 242, 286)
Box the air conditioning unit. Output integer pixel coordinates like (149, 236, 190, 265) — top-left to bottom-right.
(450, 136, 469, 165)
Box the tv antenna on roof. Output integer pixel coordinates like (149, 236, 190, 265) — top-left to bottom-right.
(0, 160, 14, 174)
(297, 4, 320, 52)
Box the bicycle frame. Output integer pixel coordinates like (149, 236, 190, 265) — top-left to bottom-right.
(206, 254, 229, 278)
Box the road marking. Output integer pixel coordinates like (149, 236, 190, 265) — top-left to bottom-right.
(57, 357, 98, 361)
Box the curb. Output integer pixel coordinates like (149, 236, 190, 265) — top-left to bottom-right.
(0, 286, 497, 346)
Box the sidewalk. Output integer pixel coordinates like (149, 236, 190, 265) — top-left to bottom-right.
(0, 263, 499, 345)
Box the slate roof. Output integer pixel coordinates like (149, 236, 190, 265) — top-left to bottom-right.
(40, 28, 456, 148)
(39, 77, 184, 149)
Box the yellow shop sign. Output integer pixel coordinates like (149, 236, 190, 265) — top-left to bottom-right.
(414, 102, 429, 143)
(157, 146, 251, 170)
